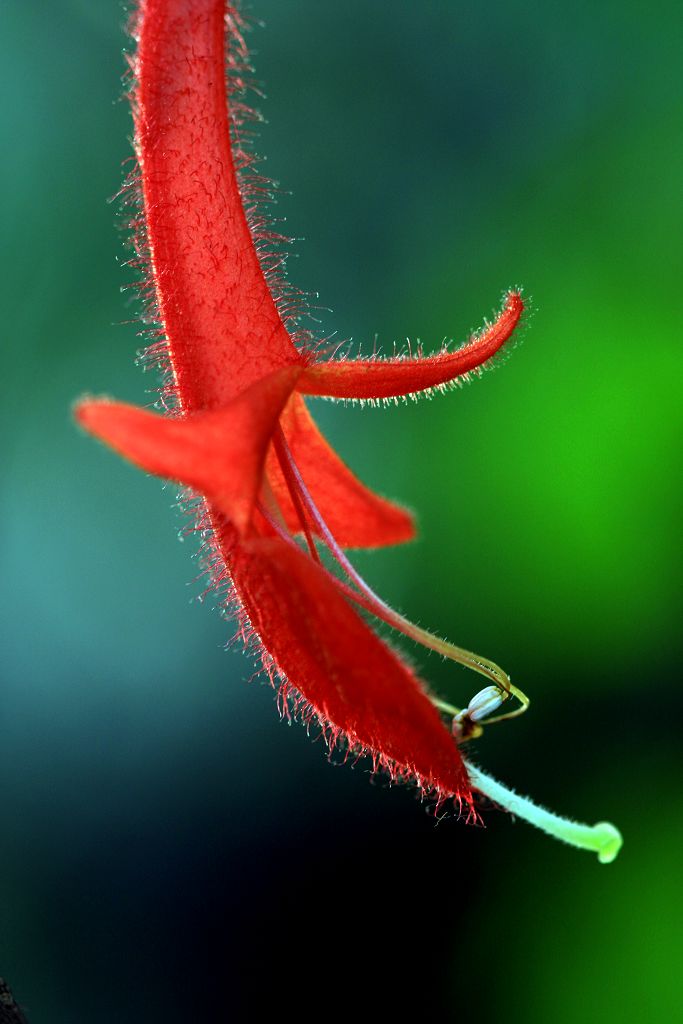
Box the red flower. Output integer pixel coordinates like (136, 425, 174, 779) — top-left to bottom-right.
(77, 0, 525, 816)
(75, 1, 624, 861)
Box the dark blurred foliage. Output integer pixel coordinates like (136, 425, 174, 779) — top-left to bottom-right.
(1, 2, 681, 1021)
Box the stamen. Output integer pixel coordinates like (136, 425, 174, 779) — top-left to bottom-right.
(465, 761, 623, 863)
(272, 426, 320, 562)
(274, 429, 530, 726)
(450, 684, 509, 740)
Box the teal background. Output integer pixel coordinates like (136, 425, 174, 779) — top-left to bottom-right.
(1, 1, 681, 1020)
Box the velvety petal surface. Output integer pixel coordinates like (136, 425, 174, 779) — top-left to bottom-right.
(231, 533, 472, 804)
(76, 367, 300, 533)
(266, 394, 416, 548)
(298, 292, 523, 400)
(134, 0, 302, 411)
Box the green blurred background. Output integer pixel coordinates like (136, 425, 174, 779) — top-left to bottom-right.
(2, 1, 681, 1020)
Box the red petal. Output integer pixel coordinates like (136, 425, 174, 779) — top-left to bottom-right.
(266, 395, 416, 548)
(75, 367, 300, 533)
(298, 292, 524, 400)
(231, 533, 472, 804)
(134, 0, 302, 411)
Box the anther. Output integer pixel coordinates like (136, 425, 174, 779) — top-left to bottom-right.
(453, 685, 509, 740)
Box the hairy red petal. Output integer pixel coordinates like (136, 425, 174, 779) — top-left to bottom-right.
(266, 394, 416, 548)
(135, 0, 302, 410)
(76, 367, 300, 533)
(231, 534, 472, 804)
(298, 291, 523, 400)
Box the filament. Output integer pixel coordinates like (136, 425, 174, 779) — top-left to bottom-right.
(272, 427, 320, 563)
(269, 428, 529, 725)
